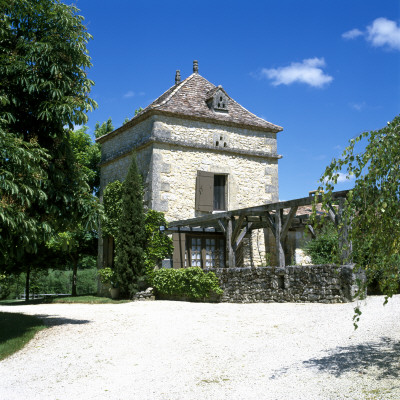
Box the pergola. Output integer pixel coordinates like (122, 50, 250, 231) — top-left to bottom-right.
(163, 190, 351, 268)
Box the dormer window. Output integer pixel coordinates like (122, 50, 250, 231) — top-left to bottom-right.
(206, 86, 229, 113)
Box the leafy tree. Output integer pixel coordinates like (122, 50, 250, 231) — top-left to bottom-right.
(47, 227, 97, 296)
(94, 118, 114, 139)
(102, 181, 172, 288)
(115, 156, 146, 297)
(304, 222, 339, 265)
(69, 127, 101, 196)
(318, 115, 400, 300)
(102, 180, 123, 239)
(0, 0, 97, 271)
(144, 210, 173, 283)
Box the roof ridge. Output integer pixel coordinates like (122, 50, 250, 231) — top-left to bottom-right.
(153, 73, 197, 110)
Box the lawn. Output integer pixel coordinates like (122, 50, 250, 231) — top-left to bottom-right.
(0, 312, 46, 360)
(0, 296, 129, 360)
(0, 295, 129, 306)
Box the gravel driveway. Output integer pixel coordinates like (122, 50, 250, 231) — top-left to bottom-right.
(1, 295, 399, 400)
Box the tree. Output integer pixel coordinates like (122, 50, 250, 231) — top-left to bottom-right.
(47, 227, 97, 296)
(0, 0, 97, 271)
(115, 155, 146, 297)
(69, 127, 101, 196)
(94, 118, 114, 139)
(102, 181, 172, 289)
(144, 210, 173, 283)
(318, 115, 400, 300)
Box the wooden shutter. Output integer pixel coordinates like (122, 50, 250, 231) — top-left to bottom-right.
(172, 233, 186, 268)
(195, 171, 214, 212)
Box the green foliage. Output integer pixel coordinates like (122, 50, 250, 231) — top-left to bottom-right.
(144, 210, 173, 283)
(0, 312, 46, 360)
(152, 267, 223, 299)
(69, 127, 101, 196)
(304, 222, 339, 264)
(102, 180, 123, 238)
(115, 156, 146, 297)
(97, 267, 117, 287)
(0, 266, 98, 300)
(94, 118, 114, 139)
(0, 0, 97, 270)
(103, 180, 172, 288)
(318, 115, 400, 299)
(0, 130, 51, 264)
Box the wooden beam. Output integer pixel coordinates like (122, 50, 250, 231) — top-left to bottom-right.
(281, 206, 298, 240)
(217, 219, 226, 233)
(264, 211, 276, 237)
(307, 224, 316, 239)
(168, 189, 350, 229)
(231, 215, 245, 244)
(226, 218, 236, 268)
(233, 222, 253, 250)
(338, 198, 352, 264)
(327, 202, 338, 225)
(275, 208, 285, 267)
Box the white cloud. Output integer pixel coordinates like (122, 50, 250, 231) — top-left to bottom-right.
(342, 18, 400, 51)
(349, 101, 366, 111)
(342, 28, 363, 39)
(261, 58, 333, 88)
(367, 17, 400, 50)
(323, 172, 355, 184)
(123, 91, 135, 98)
(337, 172, 352, 183)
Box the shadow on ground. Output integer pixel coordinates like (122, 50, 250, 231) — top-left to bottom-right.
(303, 337, 400, 379)
(32, 314, 91, 327)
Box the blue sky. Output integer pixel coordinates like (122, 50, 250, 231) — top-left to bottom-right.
(76, 0, 400, 201)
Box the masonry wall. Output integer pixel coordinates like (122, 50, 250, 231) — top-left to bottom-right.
(205, 264, 363, 303)
(98, 114, 280, 268)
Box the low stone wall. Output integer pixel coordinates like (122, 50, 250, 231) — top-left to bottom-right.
(205, 264, 364, 304)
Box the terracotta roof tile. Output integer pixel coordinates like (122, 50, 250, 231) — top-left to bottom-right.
(97, 73, 282, 143)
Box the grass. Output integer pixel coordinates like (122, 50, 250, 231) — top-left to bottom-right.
(0, 312, 46, 360)
(0, 295, 129, 306)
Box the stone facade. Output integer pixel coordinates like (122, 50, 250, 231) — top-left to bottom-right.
(98, 65, 283, 269)
(205, 264, 364, 303)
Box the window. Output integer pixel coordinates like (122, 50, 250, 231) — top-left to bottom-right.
(213, 175, 226, 210)
(172, 233, 225, 268)
(195, 171, 227, 212)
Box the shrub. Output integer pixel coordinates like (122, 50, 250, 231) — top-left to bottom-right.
(152, 267, 223, 299)
(304, 222, 339, 264)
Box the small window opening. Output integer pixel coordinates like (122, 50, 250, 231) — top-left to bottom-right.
(214, 175, 226, 211)
(216, 141, 219, 146)
(220, 96, 222, 101)
(224, 142, 227, 147)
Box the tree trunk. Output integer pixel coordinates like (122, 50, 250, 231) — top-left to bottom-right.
(25, 265, 30, 302)
(71, 256, 78, 297)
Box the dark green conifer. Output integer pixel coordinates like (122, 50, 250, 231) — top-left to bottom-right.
(115, 155, 146, 297)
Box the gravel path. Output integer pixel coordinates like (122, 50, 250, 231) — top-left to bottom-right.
(1, 295, 399, 400)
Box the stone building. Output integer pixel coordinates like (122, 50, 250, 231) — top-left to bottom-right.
(97, 61, 283, 269)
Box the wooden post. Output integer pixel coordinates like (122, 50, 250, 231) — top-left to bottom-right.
(275, 208, 285, 267)
(226, 217, 236, 268)
(338, 198, 352, 264)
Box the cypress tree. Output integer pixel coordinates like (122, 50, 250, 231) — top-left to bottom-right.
(115, 155, 146, 297)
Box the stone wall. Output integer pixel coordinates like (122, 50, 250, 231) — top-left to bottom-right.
(98, 114, 280, 270)
(205, 264, 364, 303)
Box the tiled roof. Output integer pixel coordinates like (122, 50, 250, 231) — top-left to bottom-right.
(97, 72, 282, 143)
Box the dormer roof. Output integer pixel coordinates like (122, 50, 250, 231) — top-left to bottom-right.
(97, 64, 283, 143)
